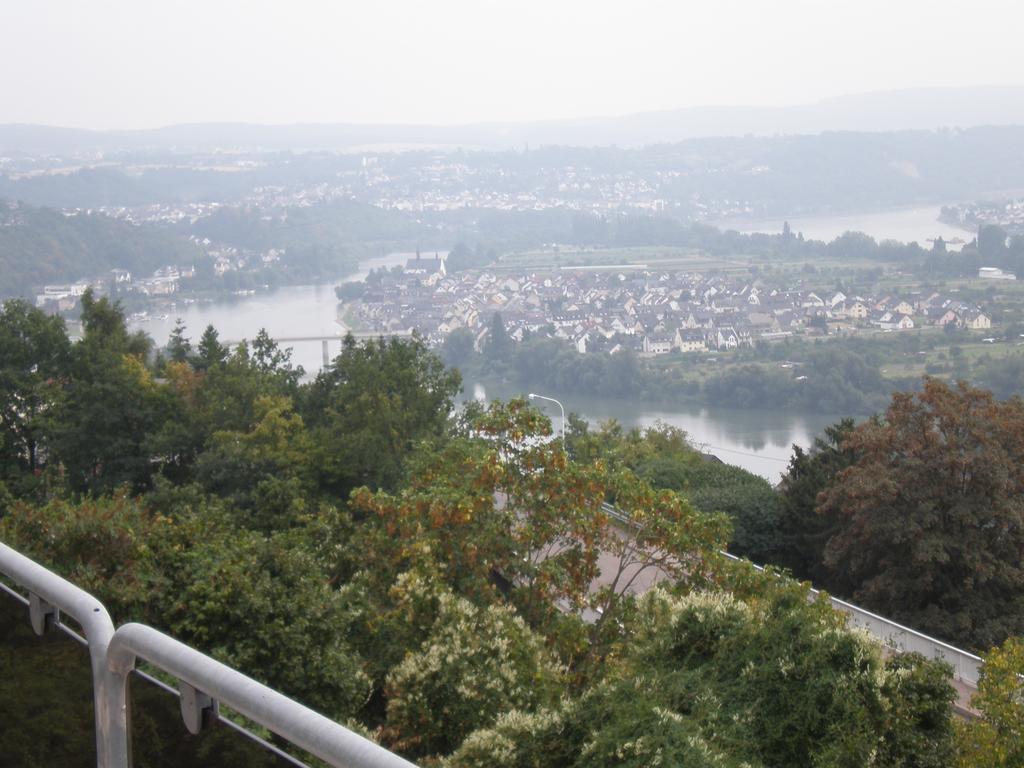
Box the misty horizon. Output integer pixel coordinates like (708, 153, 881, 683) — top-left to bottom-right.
(0, 84, 1020, 134)
(5, 0, 1024, 131)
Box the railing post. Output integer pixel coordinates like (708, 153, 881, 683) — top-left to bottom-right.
(0, 542, 125, 768)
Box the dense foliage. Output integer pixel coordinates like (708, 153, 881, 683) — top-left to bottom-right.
(567, 418, 782, 563)
(954, 637, 1024, 767)
(0, 296, 1019, 766)
(774, 418, 859, 582)
(459, 332, 904, 416)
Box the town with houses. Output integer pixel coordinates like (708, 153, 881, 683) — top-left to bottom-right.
(34, 265, 196, 313)
(352, 252, 998, 356)
(32, 242, 1008, 360)
(84, 155, 715, 225)
(32, 242, 287, 314)
(941, 198, 1024, 235)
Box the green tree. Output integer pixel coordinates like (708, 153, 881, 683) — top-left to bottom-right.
(156, 516, 372, 722)
(165, 318, 192, 363)
(0, 475, 11, 516)
(382, 589, 561, 760)
(954, 637, 1024, 768)
(977, 224, 1009, 260)
(0, 492, 165, 617)
(302, 334, 461, 498)
(194, 395, 315, 531)
(484, 311, 513, 363)
(51, 293, 172, 493)
(676, 460, 782, 564)
(775, 418, 858, 581)
(193, 336, 303, 439)
(196, 323, 228, 370)
(0, 300, 70, 490)
(566, 420, 776, 563)
(597, 584, 954, 768)
(0, 491, 372, 723)
(251, 328, 303, 386)
(76, 289, 150, 357)
(439, 326, 476, 369)
(878, 653, 956, 768)
(144, 361, 205, 484)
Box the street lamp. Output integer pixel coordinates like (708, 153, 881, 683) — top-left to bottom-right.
(528, 393, 565, 449)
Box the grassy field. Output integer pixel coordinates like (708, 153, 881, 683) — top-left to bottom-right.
(493, 246, 719, 271)
(491, 246, 883, 276)
(637, 326, 1024, 387)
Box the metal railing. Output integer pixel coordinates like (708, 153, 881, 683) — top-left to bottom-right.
(717, 550, 984, 684)
(602, 503, 984, 685)
(826, 593, 982, 685)
(0, 542, 117, 766)
(0, 540, 417, 768)
(107, 623, 415, 768)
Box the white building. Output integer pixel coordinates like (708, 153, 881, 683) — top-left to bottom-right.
(979, 267, 1017, 280)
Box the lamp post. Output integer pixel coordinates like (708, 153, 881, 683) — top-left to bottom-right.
(528, 393, 565, 449)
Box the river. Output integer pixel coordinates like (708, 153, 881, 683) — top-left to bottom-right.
(466, 382, 834, 483)
(129, 251, 416, 374)
(130, 250, 832, 484)
(714, 204, 971, 250)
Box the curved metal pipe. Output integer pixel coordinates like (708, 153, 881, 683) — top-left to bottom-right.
(0, 541, 120, 767)
(107, 622, 416, 768)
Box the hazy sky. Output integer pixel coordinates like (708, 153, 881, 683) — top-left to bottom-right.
(3, 0, 1023, 129)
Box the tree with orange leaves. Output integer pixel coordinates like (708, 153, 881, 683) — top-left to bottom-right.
(818, 378, 1024, 650)
(350, 398, 729, 650)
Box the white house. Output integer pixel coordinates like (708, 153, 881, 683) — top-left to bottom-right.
(642, 333, 674, 355)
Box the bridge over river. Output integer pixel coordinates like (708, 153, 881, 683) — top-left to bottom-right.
(225, 330, 415, 369)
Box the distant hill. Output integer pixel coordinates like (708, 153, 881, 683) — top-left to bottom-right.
(0, 201, 202, 299)
(0, 196, 433, 300)
(4, 125, 1024, 216)
(184, 199, 424, 252)
(3, 86, 1024, 153)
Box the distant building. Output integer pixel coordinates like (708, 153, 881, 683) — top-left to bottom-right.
(36, 282, 89, 310)
(43, 283, 88, 298)
(642, 332, 674, 355)
(927, 307, 959, 327)
(674, 328, 708, 353)
(961, 309, 992, 330)
(979, 267, 1017, 280)
(404, 250, 447, 278)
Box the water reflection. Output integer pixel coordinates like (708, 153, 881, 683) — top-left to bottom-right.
(467, 381, 838, 483)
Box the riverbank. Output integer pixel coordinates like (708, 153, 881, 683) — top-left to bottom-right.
(713, 203, 971, 250)
(464, 378, 836, 482)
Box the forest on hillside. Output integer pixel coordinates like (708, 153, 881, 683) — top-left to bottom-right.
(0, 200, 202, 298)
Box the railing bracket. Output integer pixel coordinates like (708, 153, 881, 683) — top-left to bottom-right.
(28, 592, 56, 636)
(179, 681, 219, 734)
